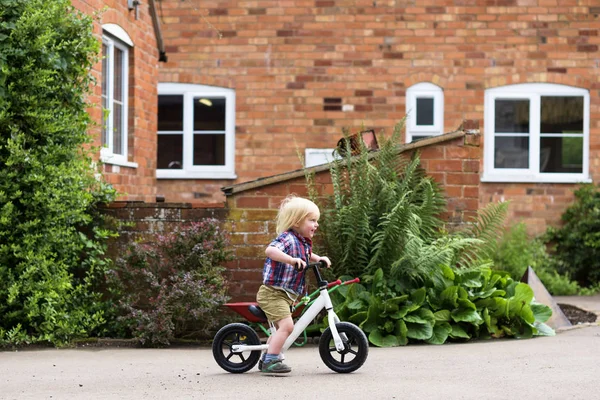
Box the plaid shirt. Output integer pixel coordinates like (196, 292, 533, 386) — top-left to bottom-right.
(262, 230, 312, 295)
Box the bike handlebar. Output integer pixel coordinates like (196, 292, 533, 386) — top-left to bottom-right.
(327, 279, 342, 288)
(300, 261, 360, 289)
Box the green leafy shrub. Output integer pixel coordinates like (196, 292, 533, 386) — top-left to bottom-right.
(545, 184, 600, 287)
(331, 265, 553, 347)
(107, 220, 232, 346)
(493, 223, 579, 295)
(0, 0, 117, 347)
(307, 122, 554, 346)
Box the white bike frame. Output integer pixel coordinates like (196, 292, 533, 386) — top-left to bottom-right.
(230, 285, 346, 355)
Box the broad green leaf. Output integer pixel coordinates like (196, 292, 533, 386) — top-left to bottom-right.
(449, 323, 470, 339)
(531, 302, 552, 323)
(520, 304, 535, 324)
(426, 322, 452, 344)
(347, 299, 364, 310)
(508, 283, 534, 316)
(440, 286, 459, 308)
(470, 287, 497, 299)
(457, 270, 483, 288)
(394, 319, 408, 345)
(441, 264, 455, 281)
(513, 322, 533, 339)
(404, 307, 435, 324)
(433, 309, 451, 322)
(385, 295, 409, 305)
(349, 311, 368, 325)
(457, 298, 476, 311)
(451, 308, 483, 325)
(533, 322, 555, 337)
(369, 329, 400, 347)
(406, 321, 433, 340)
(411, 287, 426, 305)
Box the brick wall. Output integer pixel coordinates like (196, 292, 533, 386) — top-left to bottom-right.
(156, 1, 600, 234)
(105, 129, 480, 302)
(102, 201, 227, 257)
(72, 0, 160, 202)
(223, 129, 479, 301)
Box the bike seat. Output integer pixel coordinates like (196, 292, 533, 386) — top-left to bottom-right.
(248, 304, 268, 323)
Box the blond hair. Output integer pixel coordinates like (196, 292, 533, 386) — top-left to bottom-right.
(276, 195, 320, 234)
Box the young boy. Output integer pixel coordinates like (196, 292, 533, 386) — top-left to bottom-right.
(256, 195, 331, 373)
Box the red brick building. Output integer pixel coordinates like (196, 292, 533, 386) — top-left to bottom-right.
(72, 0, 165, 202)
(77, 1, 600, 236)
(153, 1, 599, 235)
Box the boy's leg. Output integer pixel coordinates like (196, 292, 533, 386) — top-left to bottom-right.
(261, 316, 293, 373)
(267, 316, 293, 354)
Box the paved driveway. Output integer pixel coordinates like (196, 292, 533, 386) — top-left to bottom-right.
(1, 325, 599, 400)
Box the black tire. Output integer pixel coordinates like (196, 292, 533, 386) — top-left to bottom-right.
(319, 322, 369, 373)
(212, 323, 261, 373)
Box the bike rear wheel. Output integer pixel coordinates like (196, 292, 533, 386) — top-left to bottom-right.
(212, 323, 261, 373)
(319, 322, 368, 373)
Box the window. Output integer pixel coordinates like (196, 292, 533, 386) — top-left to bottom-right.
(304, 148, 337, 168)
(157, 83, 236, 179)
(483, 83, 590, 183)
(100, 25, 136, 167)
(405, 83, 444, 142)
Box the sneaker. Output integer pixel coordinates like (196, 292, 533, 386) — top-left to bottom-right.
(260, 359, 292, 373)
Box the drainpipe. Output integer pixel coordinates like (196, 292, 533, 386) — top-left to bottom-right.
(148, 0, 168, 62)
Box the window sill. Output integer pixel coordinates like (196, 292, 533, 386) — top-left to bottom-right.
(100, 154, 138, 169)
(481, 173, 591, 184)
(156, 170, 237, 180)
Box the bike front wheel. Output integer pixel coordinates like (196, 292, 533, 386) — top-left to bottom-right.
(319, 322, 369, 373)
(212, 323, 261, 373)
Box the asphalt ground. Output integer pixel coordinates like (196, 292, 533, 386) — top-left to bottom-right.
(1, 324, 599, 400)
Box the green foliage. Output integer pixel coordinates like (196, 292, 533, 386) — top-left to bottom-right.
(308, 122, 553, 346)
(314, 122, 447, 280)
(0, 0, 117, 346)
(331, 265, 554, 347)
(545, 184, 600, 287)
(106, 220, 232, 346)
(493, 223, 580, 295)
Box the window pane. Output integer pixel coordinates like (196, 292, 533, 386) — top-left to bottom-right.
(101, 43, 108, 146)
(194, 97, 226, 131)
(416, 98, 434, 126)
(113, 102, 123, 155)
(495, 99, 529, 133)
(158, 95, 184, 131)
(157, 134, 183, 169)
(541, 96, 583, 134)
(193, 134, 225, 165)
(494, 136, 529, 168)
(113, 48, 124, 102)
(540, 136, 583, 173)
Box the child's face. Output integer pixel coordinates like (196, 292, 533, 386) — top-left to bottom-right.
(295, 212, 319, 239)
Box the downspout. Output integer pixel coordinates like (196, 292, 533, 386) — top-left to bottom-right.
(148, 0, 168, 62)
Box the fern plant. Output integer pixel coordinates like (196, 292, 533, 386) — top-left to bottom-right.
(311, 121, 447, 280)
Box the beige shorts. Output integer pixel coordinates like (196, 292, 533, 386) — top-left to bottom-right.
(256, 285, 295, 323)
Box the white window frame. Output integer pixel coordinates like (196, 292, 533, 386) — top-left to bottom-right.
(482, 83, 590, 183)
(157, 83, 236, 179)
(304, 148, 338, 168)
(405, 82, 444, 142)
(100, 25, 137, 168)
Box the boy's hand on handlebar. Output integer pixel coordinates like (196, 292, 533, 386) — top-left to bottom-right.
(317, 256, 331, 268)
(291, 258, 306, 270)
